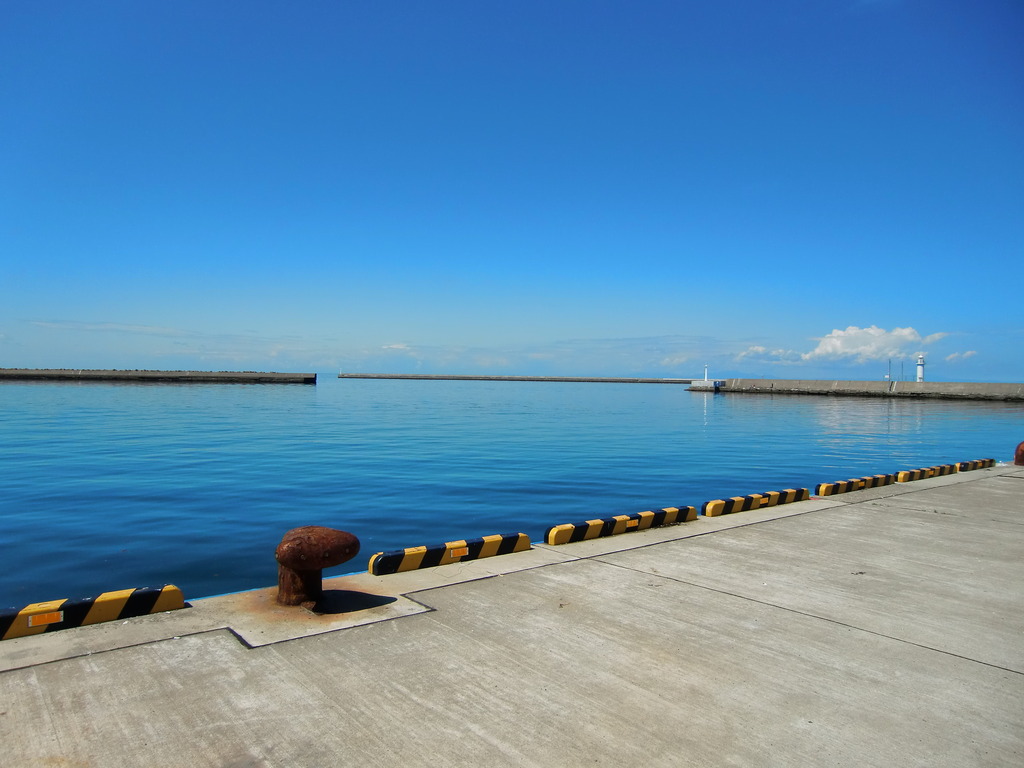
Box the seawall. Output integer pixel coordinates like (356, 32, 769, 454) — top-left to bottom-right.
(0, 369, 317, 384)
(339, 373, 693, 384)
(717, 378, 1024, 401)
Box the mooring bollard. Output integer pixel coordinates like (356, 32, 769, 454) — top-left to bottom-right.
(275, 526, 360, 606)
(1015, 441, 1024, 466)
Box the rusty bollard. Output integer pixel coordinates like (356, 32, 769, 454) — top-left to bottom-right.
(275, 526, 360, 606)
(1015, 441, 1024, 466)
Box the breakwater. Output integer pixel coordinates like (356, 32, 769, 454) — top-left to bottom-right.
(0, 369, 316, 384)
(717, 378, 1024, 401)
(339, 373, 693, 384)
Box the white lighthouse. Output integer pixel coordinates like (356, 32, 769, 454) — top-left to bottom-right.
(916, 354, 925, 383)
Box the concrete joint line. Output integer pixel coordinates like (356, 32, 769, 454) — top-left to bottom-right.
(0, 627, 236, 675)
(590, 557, 1023, 675)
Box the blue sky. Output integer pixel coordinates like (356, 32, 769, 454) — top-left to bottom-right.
(2, 1, 1022, 381)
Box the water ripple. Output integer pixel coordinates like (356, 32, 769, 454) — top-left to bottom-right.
(1, 378, 1020, 606)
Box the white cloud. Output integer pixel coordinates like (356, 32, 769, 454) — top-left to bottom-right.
(381, 343, 411, 351)
(945, 350, 977, 362)
(658, 354, 689, 367)
(736, 345, 767, 359)
(734, 345, 801, 363)
(801, 326, 944, 363)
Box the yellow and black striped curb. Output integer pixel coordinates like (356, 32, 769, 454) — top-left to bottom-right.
(544, 506, 698, 546)
(1, 585, 185, 641)
(956, 458, 995, 471)
(701, 488, 810, 517)
(896, 463, 959, 483)
(816, 474, 896, 496)
(368, 532, 531, 575)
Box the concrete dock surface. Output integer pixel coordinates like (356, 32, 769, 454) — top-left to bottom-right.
(2, 466, 1022, 766)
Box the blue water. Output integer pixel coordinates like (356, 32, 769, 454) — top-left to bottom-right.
(1, 376, 1021, 608)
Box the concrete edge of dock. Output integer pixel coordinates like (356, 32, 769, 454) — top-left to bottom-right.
(1, 463, 1016, 672)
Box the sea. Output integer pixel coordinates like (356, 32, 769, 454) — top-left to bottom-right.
(1, 375, 1021, 608)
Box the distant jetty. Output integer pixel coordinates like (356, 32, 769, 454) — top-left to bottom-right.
(0, 369, 316, 384)
(335, 373, 1024, 400)
(715, 378, 1024, 401)
(338, 373, 694, 384)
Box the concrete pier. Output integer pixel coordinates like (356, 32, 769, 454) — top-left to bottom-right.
(715, 378, 1024, 401)
(2, 465, 1021, 766)
(0, 369, 317, 384)
(339, 373, 693, 384)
